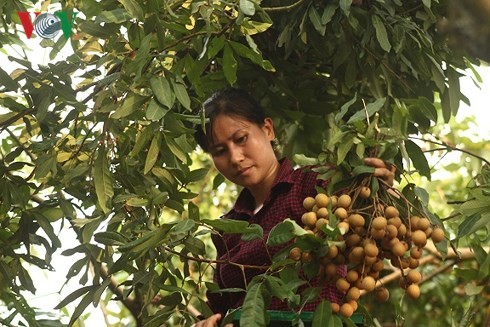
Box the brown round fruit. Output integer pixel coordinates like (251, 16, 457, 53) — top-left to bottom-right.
(417, 217, 430, 230)
(336, 278, 351, 292)
(337, 194, 352, 209)
(410, 246, 423, 259)
(316, 207, 329, 218)
(331, 302, 340, 313)
(346, 270, 359, 283)
(407, 270, 422, 284)
(384, 206, 399, 218)
(411, 230, 428, 247)
(315, 193, 330, 208)
(359, 186, 371, 199)
(289, 247, 302, 261)
(392, 241, 406, 257)
(301, 211, 317, 228)
(316, 217, 329, 230)
(372, 216, 387, 230)
(337, 221, 350, 234)
(364, 243, 379, 257)
(346, 286, 361, 301)
(375, 287, 390, 302)
(348, 213, 365, 228)
(303, 196, 316, 211)
(327, 245, 339, 259)
(406, 284, 421, 299)
(334, 207, 348, 220)
(339, 303, 354, 318)
(431, 227, 445, 243)
(361, 276, 376, 292)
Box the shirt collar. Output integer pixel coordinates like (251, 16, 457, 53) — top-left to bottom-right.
(227, 157, 296, 217)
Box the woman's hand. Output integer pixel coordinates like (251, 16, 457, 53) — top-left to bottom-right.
(193, 313, 233, 327)
(363, 157, 396, 187)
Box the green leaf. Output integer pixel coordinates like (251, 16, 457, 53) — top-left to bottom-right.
(146, 98, 168, 121)
(241, 281, 269, 327)
(94, 231, 129, 246)
(372, 15, 391, 52)
(144, 133, 161, 175)
(405, 139, 431, 179)
(321, 5, 337, 25)
(0, 66, 19, 91)
(171, 80, 191, 110)
(351, 165, 375, 176)
(110, 93, 148, 119)
(239, 0, 255, 15)
(202, 218, 250, 233)
(54, 286, 94, 309)
(94, 147, 114, 214)
(119, 0, 144, 20)
(223, 44, 238, 85)
(186, 168, 209, 183)
(267, 219, 307, 247)
(309, 6, 326, 36)
(150, 76, 174, 109)
(119, 225, 172, 253)
(242, 224, 264, 241)
(336, 135, 354, 165)
(68, 289, 97, 326)
(312, 300, 333, 326)
(347, 98, 386, 124)
(447, 67, 461, 116)
(458, 212, 490, 238)
(188, 201, 200, 221)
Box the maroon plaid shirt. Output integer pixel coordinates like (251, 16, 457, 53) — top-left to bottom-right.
(207, 158, 345, 316)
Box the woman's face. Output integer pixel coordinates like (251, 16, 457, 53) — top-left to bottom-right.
(209, 114, 278, 190)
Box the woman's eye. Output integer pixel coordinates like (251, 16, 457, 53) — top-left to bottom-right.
(236, 135, 247, 144)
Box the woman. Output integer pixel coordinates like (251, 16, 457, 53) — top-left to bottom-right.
(193, 88, 395, 326)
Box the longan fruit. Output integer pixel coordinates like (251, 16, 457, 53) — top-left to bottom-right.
(325, 263, 338, 277)
(388, 216, 402, 229)
(407, 270, 422, 284)
(303, 196, 316, 211)
(384, 206, 399, 218)
(386, 224, 398, 239)
(410, 215, 421, 231)
(361, 276, 376, 292)
(346, 270, 359, 283)
(359, 186, 371, 199)
(364, 243, 379, 257)
(372, 216, 387, 230)
(410, 246, 423, 259)
(348, 213, 365, 228)
(315, 193, 330, 208)
(288, 247, 302, 261)
(316, 207, 329, 218)
(346, 233, 362, 247)
(301, 251, 314, 263)
(417, 217, 430, 230)
(375, 287, 390, 302)
(326, 244, 339, 259)
(349, 246, 365, 264)
(346, 286, 361, 301)
(406, 284, 421, 299)
(331, 302, 340, 313)
(347, 299, 358, 312)
(339, 303, 354, 318)
(315, 217, 329, 230)
(334, 207, 348, 220)
(330, 195, 338, 208)
(301, 211, 317, 228)
(431, 227, 445, 243)
(371, 259, 385, 272)
(337, 194, 352, 209)
(408, 257, 419, 269)
(392, 241, 406, 257)
(337, 221, 350, 234)
(411, 230, 427, 247)
(336, 278, 351, 292)
(371, 228, 386, 240)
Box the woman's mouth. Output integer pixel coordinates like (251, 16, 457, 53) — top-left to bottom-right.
(237, 167, 251, 176)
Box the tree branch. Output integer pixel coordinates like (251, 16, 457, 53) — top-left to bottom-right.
(262, 0, 307, 12)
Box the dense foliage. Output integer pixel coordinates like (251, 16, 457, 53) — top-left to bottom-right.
(0, 0, 489, 326)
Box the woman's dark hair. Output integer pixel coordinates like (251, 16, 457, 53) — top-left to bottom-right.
(194, 88, 267, 152)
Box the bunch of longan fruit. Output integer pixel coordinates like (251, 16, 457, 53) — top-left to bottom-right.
(288, 182, 446, 319)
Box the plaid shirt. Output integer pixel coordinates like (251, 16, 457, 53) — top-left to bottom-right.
(207, 158, 345, 316)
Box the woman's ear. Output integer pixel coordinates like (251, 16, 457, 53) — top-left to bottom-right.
(263, 117, 275, 141)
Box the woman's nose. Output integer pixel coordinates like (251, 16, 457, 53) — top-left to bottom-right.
(229, 145, 244, 165)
